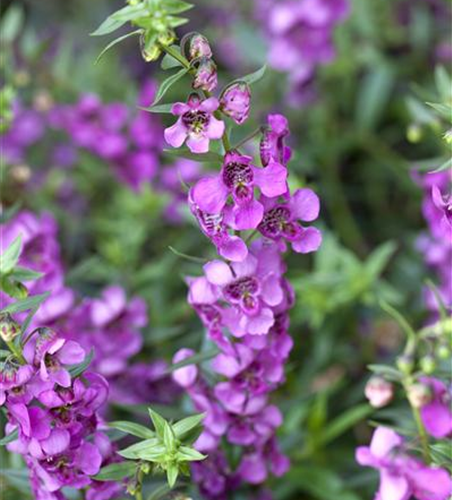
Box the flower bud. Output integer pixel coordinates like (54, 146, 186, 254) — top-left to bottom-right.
(192, 58, 217, 93)
(364, 376, 394, 408)
(187, 34, 212, 61)
(437, 344, 450, 360)
(0, 313, 21, 342)
(220, 82, 251, 125)
(407, 124, 422, 143)
(420, 355, 436, 374)
(407, 382, 432, 408)
(396, 354, 414, 375)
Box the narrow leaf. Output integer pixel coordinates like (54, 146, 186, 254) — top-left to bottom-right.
(161, 46, 183, 70)
(148, 408, 167, 439)
(232, 64, 267, 86)
(93, 461, 136, 481)
(117, 438, 160, 459)
(141, 103, 174, 114)
(166, 463, 179, 488)
(95, 30, 142, 64)
(1, 292, 50, 314)
(379, 300, 417, 343)
(152, 67, 189, 106)
(164, 0, 194, 14)
(163, 148, 223, 163)
(165, 348, 220, 374)
(177, 446, 206, 461)
(1, 235, 22, 275)
(9, 266, 43, 282)
(0, 428, 18, 446)
(173, 413, 205, 440)
(109, 421, 155, 439)
(91, 16, 127, 37)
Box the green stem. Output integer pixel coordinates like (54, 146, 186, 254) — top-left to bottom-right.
(412, 406, 431, 463)
(233, 128, 262, 150)
(135, 469, 144, 500)
(5, 340, 26, 364)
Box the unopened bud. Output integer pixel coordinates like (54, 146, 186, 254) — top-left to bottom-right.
(396, 354, 414, 375)
(192, 58, 217, 93)
(420, 355, 436, 374)
(437, 344, 450, 360)
(407, 382, 432, 408)
(365, 377, 394, 408)
(220, 82, 251, 125)
(444, 128, 452, 144)
(187, 34, 212, 61)
(0, 313, 21, 342)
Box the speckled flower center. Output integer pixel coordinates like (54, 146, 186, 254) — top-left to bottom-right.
(224, 277, 259, 302)
(199, 211, 223, 236)
(222, 161, 253, 190)
(259, 206, 291, 237)
(182, 110, 209, 134)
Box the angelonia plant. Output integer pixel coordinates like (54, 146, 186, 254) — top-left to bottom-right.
(89, 0, 322, 498)
(356, 68, 452, 500)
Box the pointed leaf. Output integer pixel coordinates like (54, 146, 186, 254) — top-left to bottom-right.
(163, 148, 223, 163)
(1, 235, 22, 275)
(95, 30, 142, 64)
(91, 16, 128, 37)
(161, 46, 183, 69)
(0, 428, 18, 446)
(1, 292, 50, 314)
(109, 421, 155, 439)
(93, 461, 137, 481)
(164, 1, 194, 14)
(9, 267, 43, 282)
(232, 64, 267, 86)
(118, 438, 161, 459)
(68, 348, 94, 378)
(176, 446, 206, 462)
(166, 463, 179, 488)
(173, 413, 205, 440)
(148, 408, 167, 439)
(152, 67, 189, 106)
(140, 103, 174, 114)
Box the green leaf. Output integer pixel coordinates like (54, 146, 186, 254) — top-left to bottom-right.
(1, 236, 22, 275)
(163, 420, 176, 451)
(68, 348, 94, 378)
(435, 66, 451, 103)
(166, 463, 179, 488)
(431, 156, 452, 173)
(161, 46, 183, 69)
(9, 266, 43, 282)
(176, 446, 206, 461)
(0, 6, 24, 44)
(426, 102, 452, 121)
(117, 438, 161, 459)
(0, 349, 10, 358)
(110, 3, 148, 22)
(368, 364, 402, 381)
(141, 103, 174, 114)
(148, 408, 167, 439)
(173, 413, 205, 440)
(91, 16, 128, 37)
(109, 421, 155, 439)
(95, 30, 143, 64)
(165, 347, 220, 374)
(232, 64, 267, 86)
(379, 300, 417, 344)
(319, 404, 374, 446)
(152, 67, 189, 106)
(93, 461, 137, 481)
(167, 16, 189, 28)
(0, 292, 50, 314)
(0, 428, 18, 446)
(163, 148, 223, 163)
(365, 241, 397, 278)
(164, 0, 194, 14)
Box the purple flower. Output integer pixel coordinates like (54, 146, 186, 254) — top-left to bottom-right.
(0, 362, 34, 405)
(419, 377, 452, 438)
(25, 328, 85, 387)
(260, 114, 292, 167)
(187, 34, 213, 61)
(189, 190, 248, 261)
(192, 151, 288, 230)
(431, 184, 452, 234)
(356, 427, 452, 500)
(258, 188, 322, 253)
(220, 82, 251, 125)
(172, 348, 199, 388)
(164, 94, 225, 153)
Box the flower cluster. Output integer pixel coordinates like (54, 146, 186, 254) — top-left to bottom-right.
(356, 427, 451, 500)
(416, 170, 452, 317)
(162, 34, 322, 498)
(257, 0, 349, 104)
(1, 325, 122, 500)
(2, 210, 177, 407)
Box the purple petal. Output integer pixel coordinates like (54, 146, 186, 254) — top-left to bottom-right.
(238, 453, 267, 484)
(57, 340, 85, 365)
(261, 274, 283, 306)
(188, 276, 218, 305)
(246, 307, 274, 335)
(204, 260, 233, 286)
(370, 427, 403, 459)
(75, 442, 103, 475)
(379, 469, 410, 500)
(233, 200, 264, 230)
(409, 465, 452, 500)
(253, 161, 288, 197)
(41, 429, 70, 456)
(206, 116, 225, 139)
(291, 227, 322, 253)
(192, 175, 229, 214)
(219, 236, 248, 262)
(171, 102, 190, 115)
(421, 401, 452, 438)
(291, 188, 320, 221)
(172, 348, 198, 388)
(164, 119, 187, 148)
(199, 97, 220, 113)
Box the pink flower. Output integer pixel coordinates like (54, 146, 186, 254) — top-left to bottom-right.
(356, 427, 452, 500)
(192, 150, 288, 230)
(419, 377, 452, 438)
(164, 94, 225, 153)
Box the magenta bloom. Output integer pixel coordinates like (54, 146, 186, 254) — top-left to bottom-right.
(164, 94, 225, 153)
(258, 188, 322, 253)
(356, 427, 452, 500)
(431, 185, 452, 234)
(419, 377, 452, 439)
(25, 328, 85, 388)
(192, 151, 288, 230)
(0, 363, 34, 406)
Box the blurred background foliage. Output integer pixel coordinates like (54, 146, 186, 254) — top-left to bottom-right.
(0, 0, 450, 498)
